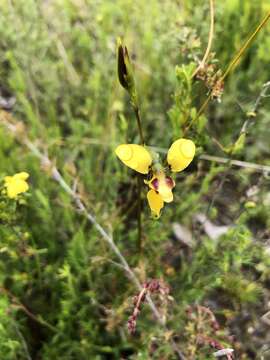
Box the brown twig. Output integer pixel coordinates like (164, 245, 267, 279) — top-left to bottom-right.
(128, 279, 170, 334)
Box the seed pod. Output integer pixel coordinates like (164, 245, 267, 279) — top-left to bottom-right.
(167, 138, 195, 172)
(115, 144, 152, 174)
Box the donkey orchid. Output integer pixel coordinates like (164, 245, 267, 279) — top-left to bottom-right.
(115, 138, 195, 217)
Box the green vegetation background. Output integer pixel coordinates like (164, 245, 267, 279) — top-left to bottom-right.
(0, 0, 270, 359)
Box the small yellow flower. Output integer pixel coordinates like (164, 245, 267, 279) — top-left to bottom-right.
(115, 138, 195, 217)
(4, 172, 29, 199)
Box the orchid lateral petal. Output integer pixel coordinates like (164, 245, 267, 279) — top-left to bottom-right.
(167, 138, 195, 172)
(115, 144, 152, 174)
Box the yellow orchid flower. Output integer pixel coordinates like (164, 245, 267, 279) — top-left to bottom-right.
(4, 172, 29, 199)
(115, 138, 195, 217)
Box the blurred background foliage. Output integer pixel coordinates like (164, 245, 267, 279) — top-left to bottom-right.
(0, 0, 270, 359)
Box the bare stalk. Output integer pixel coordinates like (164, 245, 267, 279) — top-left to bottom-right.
(137, 175, 143, 252)
(221, 12, 270, 82)
(192, 0, 215, 79)
(199, 154, 270, 173)
(132, 104, 144, 254)
(134, 106, 145, 145)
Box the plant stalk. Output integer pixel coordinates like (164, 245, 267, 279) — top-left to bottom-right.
(131, 101, 145, 253)
(134, 106, 145, 145)
(185, 10, 270, 134)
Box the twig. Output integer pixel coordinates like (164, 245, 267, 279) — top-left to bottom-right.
(199, 154, 270, 173)
(192, 0, 215, 79)
(239, 81, 270, 135)
(0, 111, 186, 360)
(128, 279, 170, 334)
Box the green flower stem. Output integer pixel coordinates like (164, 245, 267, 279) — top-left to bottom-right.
(131, 100, 145, 254)
(133, 104, 144, 253)
(133, 105, 145, 145)
(137, 175, 143, 253)
(221, 11, 270, 82)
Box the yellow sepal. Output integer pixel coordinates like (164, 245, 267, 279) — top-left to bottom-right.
(167, 138, 195, 172)
(115, 144, 152, 174)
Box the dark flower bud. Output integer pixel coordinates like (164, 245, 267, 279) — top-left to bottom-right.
(117, 38, 137, 105)
(117, 43, 128, 89)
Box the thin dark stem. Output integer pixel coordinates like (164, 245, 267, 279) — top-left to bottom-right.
(134, 106, 145, 145)
(132, 104, 145, 253)
(137, 175, 143, 252)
